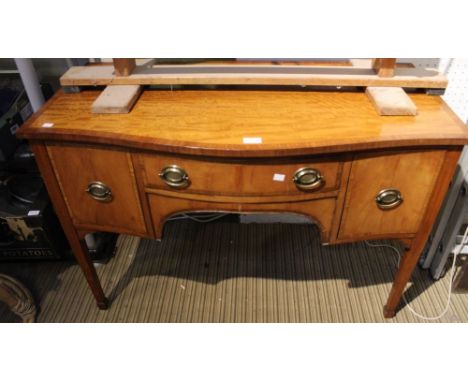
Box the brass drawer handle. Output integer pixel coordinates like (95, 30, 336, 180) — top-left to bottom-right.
(159, 165, 190, 189)
(86, 181, 113, 202)
(376, 188, 403, 210)
(293, 168, 324, 190)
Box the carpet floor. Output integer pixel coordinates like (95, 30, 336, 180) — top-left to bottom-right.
(1, 220, 467, 323)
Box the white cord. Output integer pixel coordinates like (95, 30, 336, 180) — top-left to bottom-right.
(167, 211, 468, 319)
(365, 224, 468, 320)
(167, 213, 229, 223)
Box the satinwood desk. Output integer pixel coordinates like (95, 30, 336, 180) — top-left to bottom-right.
(17, 89, 468, 318)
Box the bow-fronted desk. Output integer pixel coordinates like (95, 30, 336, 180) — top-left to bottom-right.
(18, 89, 468, 318)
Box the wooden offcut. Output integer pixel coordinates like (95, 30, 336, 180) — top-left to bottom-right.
(60, 64, 448, 89)
(91, 85, 142, 114)
(112, 58, 136, 76)
(372, 58, 397, 77)
(366, 87, 418, 116)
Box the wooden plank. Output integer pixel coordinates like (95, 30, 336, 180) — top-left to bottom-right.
(60, 64, 448, 89)
(91, 85, 142, 114)
(366, 87, 418, 116)
(351, 59, 414, 69)
(372, 58, 397, 77)
(112, 58, 136, 76)
(138, 59, 354, 66)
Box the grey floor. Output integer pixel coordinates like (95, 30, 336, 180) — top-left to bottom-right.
(1, 220, 467, 323)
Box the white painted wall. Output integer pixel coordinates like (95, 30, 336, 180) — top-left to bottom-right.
(399, 58, 468, 123)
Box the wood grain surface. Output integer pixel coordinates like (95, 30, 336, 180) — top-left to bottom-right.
(112, 59, 136, 76)
(338, 149, 446, 240)
(366, 87, 418, 116)
(30, 143, 109, 309)
(372, 58, 397, 78)
(148, 193, 337, 242)
(137, 153, 343, 196)
(59, 64, 447, 88)
(47, 144, 148, 236)
(18, 86, 468, 318)
(18, 89, 468, 157)
(91, 85, 142, 114)
(383, 148, 462, 317)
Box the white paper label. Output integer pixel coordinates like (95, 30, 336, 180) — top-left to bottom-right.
(41, 122, 54, 128)
(27, 210, 40, 216)
(243, 137, 262, 144)
(273, 173, 286, 182)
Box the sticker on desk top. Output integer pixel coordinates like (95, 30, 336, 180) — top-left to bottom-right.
(27, 210, 40, 216)
(243, 137, 262, 144)
(41, 122, 54, 128)
(273, 173, 286, 182)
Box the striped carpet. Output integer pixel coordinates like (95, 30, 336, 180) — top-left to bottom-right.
(1, 219, 467, 323)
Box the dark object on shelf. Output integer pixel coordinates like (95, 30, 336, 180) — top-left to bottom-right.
(0, 76, 53, 162)
(0, 174, 70, 260)
(0, 173, 117, 262)
(0, 143, 38, 174)
(0, 88, 32, 161)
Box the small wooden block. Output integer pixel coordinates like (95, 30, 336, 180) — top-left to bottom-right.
(366, 87, 418, 116)
(91, 85, 142, 114)
(112, 58, 136, 76)
(372, 58, 397, 78)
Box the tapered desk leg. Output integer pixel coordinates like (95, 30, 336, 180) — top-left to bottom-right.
(384, 247, 420, 318)
(73, 236, 108, 309)
(384, 149, 461, 318)
(31, 143, 108, 309)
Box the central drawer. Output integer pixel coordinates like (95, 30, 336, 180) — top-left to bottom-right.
(136, 153, 343, 196)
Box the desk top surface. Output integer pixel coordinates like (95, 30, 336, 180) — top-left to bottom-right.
(19, 89, 468, 157)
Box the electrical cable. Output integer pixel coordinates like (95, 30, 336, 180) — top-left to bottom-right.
(166, 210, 468, 319)
(365, 223, 468, 320)
(167, 213, 229, 223)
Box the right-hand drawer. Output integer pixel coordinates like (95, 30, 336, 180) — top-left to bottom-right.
(136, 153, 344, 197)
(338, 149, 447, 240)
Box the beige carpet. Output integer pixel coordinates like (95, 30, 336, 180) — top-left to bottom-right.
(1, 220, 467, 323)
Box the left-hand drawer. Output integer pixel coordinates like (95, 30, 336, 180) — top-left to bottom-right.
(47, 144, 147, 236)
